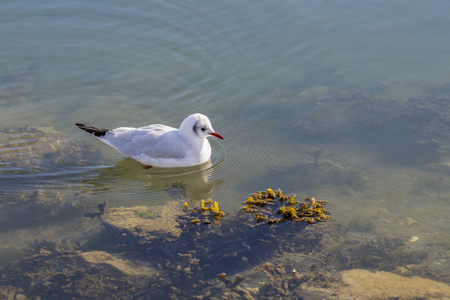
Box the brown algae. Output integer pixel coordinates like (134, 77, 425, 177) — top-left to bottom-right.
(186, 199, 226, 225)
(243, 188, 330, 225)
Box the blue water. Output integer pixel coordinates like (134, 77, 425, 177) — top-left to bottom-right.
(1, 0, 450, 293)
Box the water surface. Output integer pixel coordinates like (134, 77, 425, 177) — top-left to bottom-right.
(1, 0, 450, 297)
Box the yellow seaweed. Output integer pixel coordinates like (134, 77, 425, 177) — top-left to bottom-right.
(201, 200, 206, 211)
(277, 188, 283, 198)
(242, 188, 330, 225)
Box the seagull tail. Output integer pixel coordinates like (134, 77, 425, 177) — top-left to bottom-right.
(75, 123, 111, 138)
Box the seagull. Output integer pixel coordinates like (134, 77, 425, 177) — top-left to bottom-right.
(75, 113, 224, 168)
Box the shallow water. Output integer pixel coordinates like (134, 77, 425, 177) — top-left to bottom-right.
(1, 0, 450, 297)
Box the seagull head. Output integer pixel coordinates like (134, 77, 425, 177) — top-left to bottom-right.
(179, 113, 224, 140)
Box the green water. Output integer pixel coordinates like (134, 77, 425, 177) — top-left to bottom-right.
(1, 0, 450, 297)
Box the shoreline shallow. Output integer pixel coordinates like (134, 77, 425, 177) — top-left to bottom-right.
(1, 193, 450, 299)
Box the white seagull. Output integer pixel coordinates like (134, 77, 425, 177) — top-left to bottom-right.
(75, 113, 224, 168)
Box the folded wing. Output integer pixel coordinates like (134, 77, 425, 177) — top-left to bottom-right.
(100, 125, 187, 159)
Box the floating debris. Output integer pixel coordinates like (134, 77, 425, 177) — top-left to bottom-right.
(242, 188, 330, 225)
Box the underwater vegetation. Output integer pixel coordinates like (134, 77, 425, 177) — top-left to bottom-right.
(183, 199, 226, 226)
(2, 77, 450, 298)
(88, 192, 329, 295)
(242, 188, 330, 225)
(251, 262, 342, 299)
(2, 189, 449, 299)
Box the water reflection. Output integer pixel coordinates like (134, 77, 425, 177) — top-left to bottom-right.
(85, 158, 224, 207)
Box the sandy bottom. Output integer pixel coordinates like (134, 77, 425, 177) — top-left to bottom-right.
(308, 269, 450, 300)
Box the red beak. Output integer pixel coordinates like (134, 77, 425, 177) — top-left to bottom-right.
(209, 132, 224, 140)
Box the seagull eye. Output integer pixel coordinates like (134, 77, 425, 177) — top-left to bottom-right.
(201, 128, 206, 132)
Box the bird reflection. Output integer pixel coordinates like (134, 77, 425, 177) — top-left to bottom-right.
(83, 157, 223, 206)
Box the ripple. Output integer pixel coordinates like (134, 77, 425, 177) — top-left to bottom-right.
(0, 126, 102, 193)
(77, 147, 228, 207)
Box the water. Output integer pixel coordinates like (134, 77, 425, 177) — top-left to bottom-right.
(1, 0, 450, 297)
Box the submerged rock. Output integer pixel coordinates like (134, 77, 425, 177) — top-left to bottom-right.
(1, 196, 448, 299)
(239, 262, 450, 300)
(312, 269, 450, 299)
(0, 250, 156, 300)
(0, 125, 103, 265)
(1, 186, 447, 299)
(0, 126, 99, 174)
(100, 201, 184, 240)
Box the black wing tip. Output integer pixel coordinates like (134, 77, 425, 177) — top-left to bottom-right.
(75, 123, 111, 138)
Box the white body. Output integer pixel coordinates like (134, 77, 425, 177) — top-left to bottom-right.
(92, 113, 223, 168)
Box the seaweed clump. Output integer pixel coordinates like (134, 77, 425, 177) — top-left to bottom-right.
(243, 188, 330, 225)
(183, 199, 226, 226)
